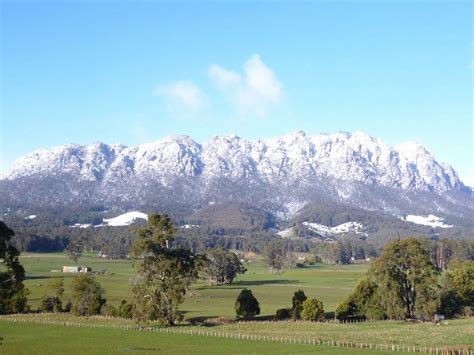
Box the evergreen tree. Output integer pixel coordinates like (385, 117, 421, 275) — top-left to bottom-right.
(301, 298, 325, 321)
(0, 222, 28, 314)
(291, 290, 307, 320)
(235, 289, 260, 319)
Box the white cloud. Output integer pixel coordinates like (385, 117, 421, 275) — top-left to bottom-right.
(209, 54, 283, 117)
(209, 65, 241, 89)
(155, 80, 208, 113)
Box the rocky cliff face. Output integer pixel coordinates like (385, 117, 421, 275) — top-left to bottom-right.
(2, 131, 472, 219)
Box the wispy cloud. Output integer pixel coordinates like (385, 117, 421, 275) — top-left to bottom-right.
(209, 54, 283, 117)
(155, 80, 208, 113)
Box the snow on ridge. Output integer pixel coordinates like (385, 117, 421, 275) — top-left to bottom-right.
(103, 211, 148, 226)
(70, 223, 92, 229)
(402, 214, 452, 229)
(277, 227, 296, 238)
(4, 131, 464, 194)
(303, 221, 367, 237)
(180, 224, 200, 229)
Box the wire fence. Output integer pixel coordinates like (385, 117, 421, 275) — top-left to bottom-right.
(1, 316, 473, 355)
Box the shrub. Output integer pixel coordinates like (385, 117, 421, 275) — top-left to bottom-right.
(40, 296, 62, 313)
(118, 300, 133, 319)
(274, 308, 291, 320)
(335, 299, 356, 321)
(63, 300, 72, 313)
(102, 304, 117, 317)
(235, 289, 260, 319)
(301, 298, 325, 321)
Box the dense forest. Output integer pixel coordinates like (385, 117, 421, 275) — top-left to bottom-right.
(2, 200, 473, 264)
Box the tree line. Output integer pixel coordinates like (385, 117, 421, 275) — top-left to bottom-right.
(1, 217, 472, 325)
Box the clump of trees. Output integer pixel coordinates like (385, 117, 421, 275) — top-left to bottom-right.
(40, 278, 64, 312)
(264, 240, 295, 274)
(130, 214, 198, 325)
(0, 222, 28, 314)
(102, 300, 133, 318)
(312, 239, 378, 265)
(313, 241, 349, 265)
(291, 290, 308, 320)
(336, 238, 473, 321)
(335, 278, 384, 321)
(439, 259, 473, 317)
(235, 289, 260, 319)
(201, 247, 246, 285)
(71, 274, 106, 316)
(420, 238, 474, 270)
(274, 290, 308, 320)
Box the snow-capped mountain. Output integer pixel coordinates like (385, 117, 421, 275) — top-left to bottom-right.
(2, 131, 472, 220)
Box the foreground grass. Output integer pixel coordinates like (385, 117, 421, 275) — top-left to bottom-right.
(20, 253, 368, 319)
(210, 319, 474, 349)
(0, 321, 396, 355)
(2, 314, 473, 351)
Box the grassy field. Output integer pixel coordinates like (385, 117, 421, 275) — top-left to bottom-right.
(1, 321, 387, 355)
(1, 314, 473, 353)
(15, 253, 473, 353)
(20, 252, 368, 319)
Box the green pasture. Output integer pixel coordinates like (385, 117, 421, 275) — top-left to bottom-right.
(1, 314, 473, 353)
(20, 253, 368, 319)
(0, 321, 398, 355)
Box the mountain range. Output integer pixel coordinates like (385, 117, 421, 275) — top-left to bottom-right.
(1, 131, 473, 227)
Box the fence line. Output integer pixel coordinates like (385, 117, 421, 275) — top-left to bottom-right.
(1, 316, 472, 355)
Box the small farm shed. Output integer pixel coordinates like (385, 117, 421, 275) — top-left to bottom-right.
(62, 266, 92, 273)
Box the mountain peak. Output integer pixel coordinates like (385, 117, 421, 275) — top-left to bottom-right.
(3, 131, 470, 219)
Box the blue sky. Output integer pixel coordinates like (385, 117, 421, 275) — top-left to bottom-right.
(1, 1, 473, 184)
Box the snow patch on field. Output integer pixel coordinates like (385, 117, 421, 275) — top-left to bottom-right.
(402, 214, 452, 228)
(25, 215, 37, 219)
(103, 211, 148, 226)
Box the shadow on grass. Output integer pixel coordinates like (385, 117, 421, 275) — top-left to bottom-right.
(185, 314, 275, 326)
(25, 274, 70, 280)
(185, 316, 222, 326)
(197, 279, 301, 290)
(25, 275, 54, 280)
